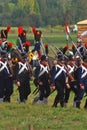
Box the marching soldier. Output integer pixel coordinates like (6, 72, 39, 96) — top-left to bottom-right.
(0, 26, 11, 52)
(33, 55, 51, 104)
(51, 53, 70, 107)
(17, 26, 30, 53)
(64, 55, 78, 107)
(75, 37, 86, 57)
(13, 52, 31, 103)
(32, 27, 42, 59)
(74, 55, 87, 108)
(83, 55, 87, 109)
(0, 50, 13, 102)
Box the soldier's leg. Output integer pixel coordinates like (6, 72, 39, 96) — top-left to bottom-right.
(59, 86, 65, 107)
(75, 88, 85, 109)
(52, 93, 59, 107)
(64, 87, 71, 106)
(4, 77, 13, 102)
(38, 85, 44, 104)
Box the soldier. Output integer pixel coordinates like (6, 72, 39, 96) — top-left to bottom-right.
(32, 27, 42, 59)
(64, 55, 78, 107)
(33, 55, 51, 104)
(0, 26, 11, 52)
(51, 53, 70, 107)
(74, 55, 87, 108)
(81, 55, 87, 109)
(14, 52, 31, 103)
(0, 50, 13, 102)
(75, 37, 86, 57)
(17, 26, 30, 53)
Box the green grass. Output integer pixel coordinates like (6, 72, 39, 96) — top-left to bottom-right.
(0, 82, 87, 130)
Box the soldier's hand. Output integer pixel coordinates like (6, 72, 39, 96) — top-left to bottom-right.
(51, 84, 55, 90)
(80, 84, 84, 90)
(38, 81, 43, 86)
(66, 83, 70, 89)
(17, 81, 20, 87)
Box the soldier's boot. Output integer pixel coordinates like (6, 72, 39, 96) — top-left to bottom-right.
(73, 101, 76, 107)
(64, 102, 68, 107)
(60, 100, 64, 107)
(84, 99, 87, 109)
(0, 98, 3, 103)
(4, 97, 10, 103)
(76, 101, 81, 109)
(52, 99, 59, 107)
(38, 100, 43, 105)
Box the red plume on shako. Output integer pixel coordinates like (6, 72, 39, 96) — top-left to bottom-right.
(44, 43, 49, 55)
(63, 45, 69, 54)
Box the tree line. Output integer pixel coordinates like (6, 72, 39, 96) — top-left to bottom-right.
(0, 0, 87, 27)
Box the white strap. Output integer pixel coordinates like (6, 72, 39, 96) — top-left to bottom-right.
(0, 61, 9, 74)
(67, 65, 74, 74)
(18, 62, 28, 74)
(54, 65, 65, 79)
(39, 64, 48, 77)
(81, 65, 87, 79)
(1, 41, 7, 48)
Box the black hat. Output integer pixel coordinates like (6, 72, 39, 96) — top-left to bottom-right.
(41, 55, 47, 61)
(0, 50, 7, 58)
(21, 51, 26, 56)
(57, 52, 64, 61)
(21, 51, 27, 59)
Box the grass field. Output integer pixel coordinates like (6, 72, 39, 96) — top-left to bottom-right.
(0, 82, 87, 130)
(1, 29, 87, 130)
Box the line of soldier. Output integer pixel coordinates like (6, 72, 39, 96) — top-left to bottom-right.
(0, 26, 43, 103)
(0, 26, 87, 110)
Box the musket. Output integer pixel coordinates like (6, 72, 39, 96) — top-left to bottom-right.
(84, 94, 87, 98)
(49, 89, 56, 96)
(49, 45, 58, 57)
(52, 46, 75, 81)
(32, 87, 38, 94)
(18, 37, 24, 52)
(54, 46, 68, 59)
(40, 39, 46, 55)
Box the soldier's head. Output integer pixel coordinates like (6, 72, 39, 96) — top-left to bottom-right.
(0, 50, 7, 60)
(75, 55, 82, 67)
(57, 52, 64, 64)
(21, 51, 27, 62)
(77, 37, 82, 47)
(40, 55, 48, 65)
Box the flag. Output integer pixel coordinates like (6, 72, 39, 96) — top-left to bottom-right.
(65, 22, 70, 40)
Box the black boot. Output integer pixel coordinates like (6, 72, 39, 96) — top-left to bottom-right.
(3, 97, 11, 103)
(84, 99, 87, 109)
(76, 101, 81, 109)
(60, 100, 64, 107)
(52, 99, 59, 107)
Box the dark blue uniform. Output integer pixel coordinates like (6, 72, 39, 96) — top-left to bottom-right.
(75, 64, 87, 108)
(51, 63, 67, 107)
(0, 58, 13, 102)
(34, 56, 50, 104)
(14, 60, 31, 103)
